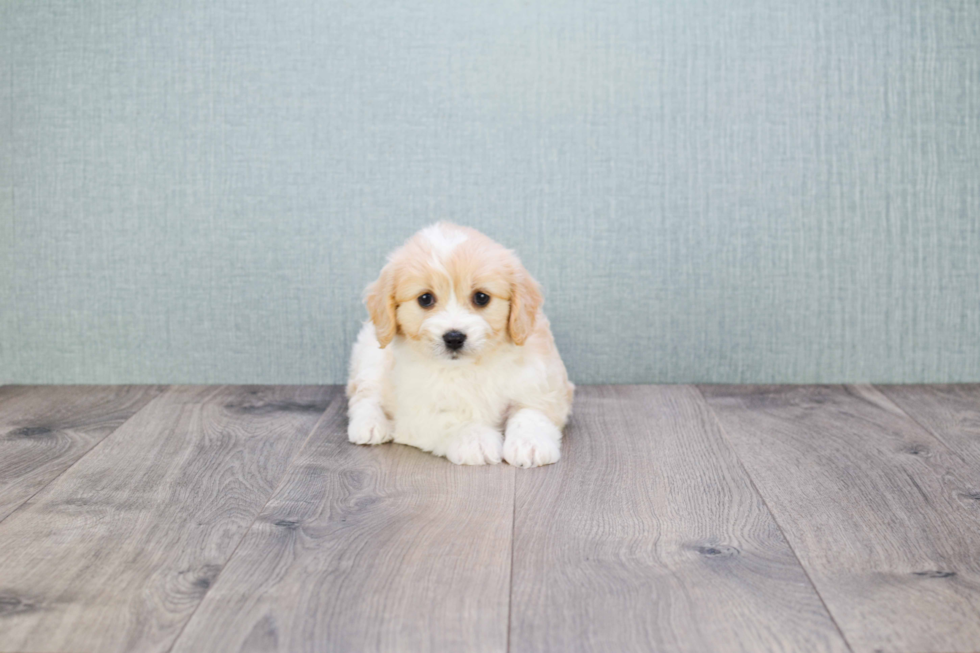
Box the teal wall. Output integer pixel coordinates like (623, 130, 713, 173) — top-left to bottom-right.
(2, 0, 979, 384)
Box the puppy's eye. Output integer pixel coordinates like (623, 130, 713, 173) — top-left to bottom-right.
(472, 291, 490, 307)
(418, 293, 435, 308)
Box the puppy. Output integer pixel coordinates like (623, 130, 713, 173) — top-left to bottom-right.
(346, 223, 574, 467)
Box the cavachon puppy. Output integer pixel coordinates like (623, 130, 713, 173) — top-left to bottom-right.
(346, 223, 574, 467)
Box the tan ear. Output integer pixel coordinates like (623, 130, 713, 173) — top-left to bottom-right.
(508, 267, 543, 346)
(365, 265, 397, 348)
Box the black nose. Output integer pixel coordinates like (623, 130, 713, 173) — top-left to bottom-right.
(442, 330, 467, 351)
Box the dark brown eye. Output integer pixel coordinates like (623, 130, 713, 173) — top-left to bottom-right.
(472, 291, 490, 307)
(417, 293, 435, 308)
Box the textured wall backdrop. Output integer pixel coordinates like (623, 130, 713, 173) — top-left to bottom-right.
(2, 0, 979, 384)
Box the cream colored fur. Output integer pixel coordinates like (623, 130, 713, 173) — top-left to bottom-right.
(346, 223, 573, 467)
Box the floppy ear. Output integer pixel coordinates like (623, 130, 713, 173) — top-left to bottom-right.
(365, 265, 398, 348)
(508, 266, 543, 346)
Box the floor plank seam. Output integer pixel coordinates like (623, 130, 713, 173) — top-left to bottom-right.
(506, 467, 517, 653)
(0, 385, 172, 529)
(694, 385, 857, 653)
(164, 387, 343, 653)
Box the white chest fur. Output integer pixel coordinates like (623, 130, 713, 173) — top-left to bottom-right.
(387, 337, 529, 452)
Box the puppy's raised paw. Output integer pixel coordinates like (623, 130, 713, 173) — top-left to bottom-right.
(446, 424, 503, 465)
(348, 404, 393, 445)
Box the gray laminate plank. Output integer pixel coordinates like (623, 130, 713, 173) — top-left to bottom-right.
(0, 385, 336, 653)
(700, 384, 980, 653)
(0, 385, 34, 403)
(0, 385, 165, 521)
(877, 384, 980, 466)
(509, 385, 848, 653)
(170, 390, 515, 653)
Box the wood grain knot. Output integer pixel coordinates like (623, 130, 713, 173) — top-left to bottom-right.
(225, 402, 327, 415)
(7, 425, 55, 440)
(187, 564, 222, 593)
(0, 595, 37, 616)
(903, 443, 929, 456)
(690, 544, 740, 558)
(274, 520, 301, 530)
(912, 570, 955, 579)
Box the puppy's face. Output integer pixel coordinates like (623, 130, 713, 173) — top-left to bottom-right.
(365, 224, 541, 361)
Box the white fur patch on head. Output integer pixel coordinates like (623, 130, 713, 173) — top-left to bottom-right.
(421, 223, 468, 261)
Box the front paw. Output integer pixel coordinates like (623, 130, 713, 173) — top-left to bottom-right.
(445, 425, 503, 466)
(348, 404, 393, 445)
(503, 410, 562, 468)
(503, 434, 560, 468)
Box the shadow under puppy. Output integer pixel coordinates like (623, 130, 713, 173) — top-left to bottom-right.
(347, 223, 574, 467)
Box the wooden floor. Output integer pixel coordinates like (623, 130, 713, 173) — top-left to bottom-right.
(0, 386, 978, 653)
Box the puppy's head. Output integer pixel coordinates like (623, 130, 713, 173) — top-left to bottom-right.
(365, 223, 542, 361)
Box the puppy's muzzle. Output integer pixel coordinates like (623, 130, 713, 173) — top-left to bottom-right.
(442, 330, 467, 351)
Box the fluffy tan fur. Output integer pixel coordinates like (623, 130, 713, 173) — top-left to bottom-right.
(348, 223, 573, 467)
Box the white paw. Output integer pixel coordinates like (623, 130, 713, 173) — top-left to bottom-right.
(503, 409, 562, 468)
(503, 434, 560, 468)
(348, 404, 393, 445)
(445, 425, 503, 466)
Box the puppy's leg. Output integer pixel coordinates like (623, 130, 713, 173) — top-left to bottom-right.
(503, 408, 562, 468)
(347, 323, 393, 446)
(348, 398, 393, 445)
(445, 423, 503, 466)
